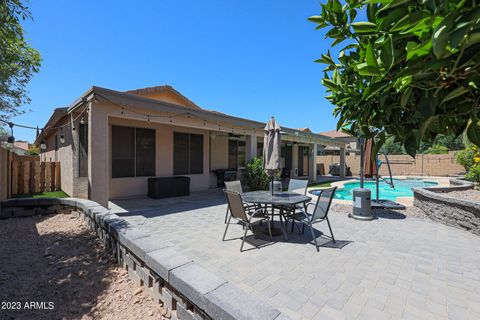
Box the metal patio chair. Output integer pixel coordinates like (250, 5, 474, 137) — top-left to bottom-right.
(289, 187, 337, 252)
(223, 190, 272, 252)
(284, 179, 309, 230)
(224, 180, 257, 223)
(288, 178, 309, 195)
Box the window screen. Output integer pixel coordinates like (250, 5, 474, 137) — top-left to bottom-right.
(174, 132, 204, 175)
(112, 126, 155, 178)
(189, 134, 203, 174)
(112, 126, 135, 178)
(174, 133, 189, 175)
(228, 139, 238, 169)
(136, 128, 155, 176)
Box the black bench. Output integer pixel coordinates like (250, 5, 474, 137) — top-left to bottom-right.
(148, 176, 190, 199)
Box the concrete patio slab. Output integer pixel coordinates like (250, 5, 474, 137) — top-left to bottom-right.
(110, 189, 480, 319)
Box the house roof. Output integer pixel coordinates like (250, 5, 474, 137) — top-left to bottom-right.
(44, 85, 345, 147)
(319, 129, 352, 139)
(34, 107, 68, 145)
(297, 128, 312, 133)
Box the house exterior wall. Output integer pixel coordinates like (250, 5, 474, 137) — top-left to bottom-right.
(39, 116, 87, 198)
(108, 116, 212, 199)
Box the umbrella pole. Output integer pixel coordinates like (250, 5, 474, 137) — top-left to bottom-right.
(271, 176, 274, 196)
(376, 153, 379, 202)
(359, 138, 365, 188)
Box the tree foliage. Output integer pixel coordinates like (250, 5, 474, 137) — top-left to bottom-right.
(0, 0, 41, 120)
(310, 0, 480, 157)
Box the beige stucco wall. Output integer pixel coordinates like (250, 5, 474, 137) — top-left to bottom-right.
(108, 117, 213, 199)
(317, 152, 465, 177)
(39, 116, 86, 198)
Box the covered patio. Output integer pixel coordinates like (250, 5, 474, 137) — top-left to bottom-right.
(110, 190, 480, 320)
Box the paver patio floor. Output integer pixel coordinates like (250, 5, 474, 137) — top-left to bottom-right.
(110, 190, 480, 320)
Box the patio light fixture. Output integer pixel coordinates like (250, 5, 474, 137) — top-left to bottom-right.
(80, 117, 85, 125)
(59, 128, 65, 144)
(40, 129, 47, 150)
(6, 122, 15, 148)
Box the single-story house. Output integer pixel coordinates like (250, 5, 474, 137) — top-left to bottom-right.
(318, 130, 359, 155)
(37, 85, 346, 207)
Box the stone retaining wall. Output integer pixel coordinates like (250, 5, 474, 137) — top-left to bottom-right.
(413, 179, 480, 235)
(0, 198, 290, 320)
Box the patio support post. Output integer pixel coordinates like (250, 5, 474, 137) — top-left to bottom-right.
(309, 143, 318, 182)
(246, 134, 257, 161)
(88, 101, 109, 208)
(292, 143, 299, 178)
(339, 147, 346, 178)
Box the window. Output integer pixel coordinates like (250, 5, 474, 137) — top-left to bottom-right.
(228, 139, 246, 169)
(79, 123, 88, 177)
(112, 126, 155, 178)
(173, 132, 204, 175)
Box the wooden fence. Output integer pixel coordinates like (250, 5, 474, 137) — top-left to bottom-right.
(10, 154, 61, 195)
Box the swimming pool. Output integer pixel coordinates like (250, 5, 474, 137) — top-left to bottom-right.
(311, 179, 438, 201)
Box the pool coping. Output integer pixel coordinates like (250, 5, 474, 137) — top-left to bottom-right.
(308, 176, 451, 206)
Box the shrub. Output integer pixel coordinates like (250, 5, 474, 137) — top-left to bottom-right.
(423, 144, 448, 155)
(243, 157, 270, 191)
(465, 164, 480, 185)
(456, 147, 477, 171)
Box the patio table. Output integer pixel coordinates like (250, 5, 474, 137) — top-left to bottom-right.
(242, 191, 311, 240)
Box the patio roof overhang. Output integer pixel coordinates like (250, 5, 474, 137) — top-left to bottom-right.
(66, 86, 346, 148)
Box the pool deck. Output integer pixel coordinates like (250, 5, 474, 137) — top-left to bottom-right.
(110, 187, 480, 320)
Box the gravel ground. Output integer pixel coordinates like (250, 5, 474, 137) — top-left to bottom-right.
(443, 189, 480, 202)
(0, 213, 164, 320)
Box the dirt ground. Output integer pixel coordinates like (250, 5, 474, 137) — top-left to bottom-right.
(0, 213, 164, 320)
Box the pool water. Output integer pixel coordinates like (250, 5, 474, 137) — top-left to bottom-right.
(312, 179, 438, 201)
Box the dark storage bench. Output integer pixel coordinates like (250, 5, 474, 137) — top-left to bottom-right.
(148, 176, 190, 199)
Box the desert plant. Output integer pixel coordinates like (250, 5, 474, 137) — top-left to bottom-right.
(456, 146, 477, 170)
(423, 144, 449, 154)
(243, 157, 270, 191)
(465, 164, 480, 184)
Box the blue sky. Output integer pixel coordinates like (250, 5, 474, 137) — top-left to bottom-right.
(12, 0, 346, 141)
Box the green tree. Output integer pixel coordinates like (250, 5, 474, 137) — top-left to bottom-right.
(0, 0, 41, 120)
(310, 0, 480, 157)
(243, 157, 271, 191)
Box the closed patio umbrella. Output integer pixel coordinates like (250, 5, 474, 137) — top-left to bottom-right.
(363, 139, 377, 178)
(263, 117, 281, 195)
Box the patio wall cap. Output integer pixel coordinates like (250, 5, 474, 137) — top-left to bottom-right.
(169, 262, 227, 310)
(145, 247, 193, 282)
(204, 282, 282, 320)
(413, 179, 479, 211)
(117, 228, 150, 249)
(127, 236, 171, 262)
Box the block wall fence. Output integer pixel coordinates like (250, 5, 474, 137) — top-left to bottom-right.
(0, 198, 291, 320)
(318, 152, 464, 177)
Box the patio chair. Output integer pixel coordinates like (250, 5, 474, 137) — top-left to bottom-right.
(289, 187, 337, 252)
(288, 179, 309, 195)
(223, 190, 272, 252)
(224, 180, 257, 223)
(284, 179, 309, 227)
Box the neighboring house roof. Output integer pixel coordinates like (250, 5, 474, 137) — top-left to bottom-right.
(40, 85, 346, 147)
(125, 85, 200, 110)
(297, 128, 312, 133)
(319, 129, 353, 139)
